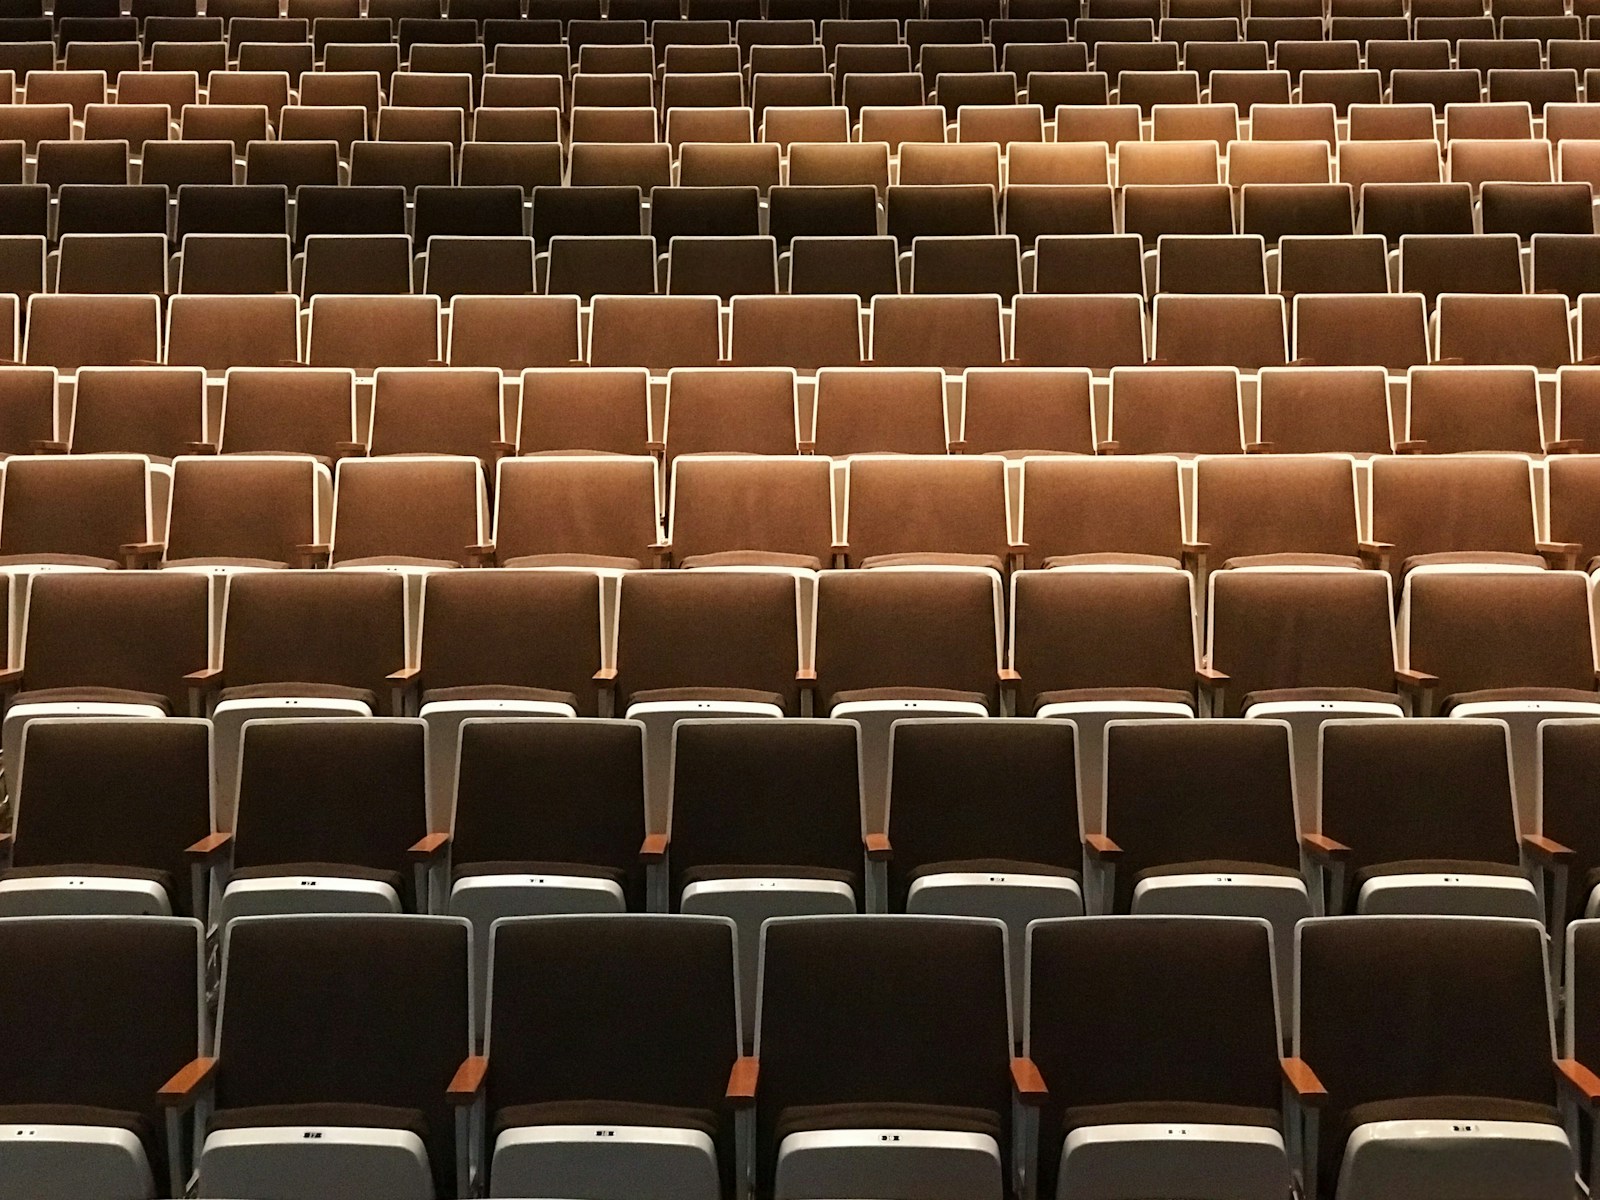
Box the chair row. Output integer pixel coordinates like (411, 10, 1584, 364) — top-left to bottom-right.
(10, 908, 1595, 1200)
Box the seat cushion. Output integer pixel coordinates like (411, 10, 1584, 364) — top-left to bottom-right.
(1064, 1100, 1280, 1136)
(0, 553, 121, 569)
(680, 863, 858, 891)
(0, 862, 174, 899)
(1400, 551, 1547, 574)
(1136, 860, 1303, 883)
(627, 686, 788, 711)
(1044, 553, 1183, 570)
(1353, 860, 1524, 899)
(210, 1103, 429, 1145)
(0, 1102, 153, 1143)
(1242, 687, 1402, 710)
(454, 860, 626, 886)
(909, 858, 1080, 882)
(494, 1099, 717, 1141)
(1031, 686, 1195, 716)
(501, 553, 644, 570)
(9, 686, 171, 713)
(1443, 687, 1600, 711)
(679, 550, 823, 571)
(163, 556, 288, 570)
(218, 682, 379, 710)
(828, 687, 990, 711)
(334, 556, 461, 570)
(421, 684, 580, 709)
(228, 862, 405, 893)
(1221, 553, 1365, 570)
(776, 1102, 1002, 1145)
(859, 552, 1005, 573)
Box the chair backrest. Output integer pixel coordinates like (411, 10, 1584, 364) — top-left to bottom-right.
(330, 455, 485, 567)
(843, 454, 1011, 564)
(220, 367, 354, 457)
(1019, 455, 1184, 567)
(668, 454, 836, 568)
(1193, 454, 1360, 566)
(1370, 454, 1539, 567)
(492, 455, 661, 567)
(1108, 366, 1245, 455)
(1, 453, 150, 562)
(813, 366, 948, 456)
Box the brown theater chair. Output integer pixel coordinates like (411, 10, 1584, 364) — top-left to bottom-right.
(1192, 454, 1365, 570)
(1403, 364, 1547, 454)
(588, 295, 722, 372)
(1398, 233, 1525, 304)
(666, 454, 836, 572)
(0, 366, 57, 457)
(0, 454, 159, 573)
(660, 367, 799, 460)
(328, 455, 488, 570)
(368, 367, 508, 461)
(1545, 448, 1600, 566)
(1018, 454, 1189, 569)
(840, 454, 1015, 570)
(1151, 294, 1287, 370)
(24, 293, 160, 373)
(1254, 366, 1395, 455)
(1433, 294, 1572, 371)
(1274, 234, 1390, 297)
(869, 294, 1005, 370)
(728, 295, 864, 372)
(518, 367, 651, 455)
(67, 366, 206, 462)
(812, 366, 949, 456)
(488, 454, 663, 569)
(1153, 233, 1267, 294)
(1104, 366, 1246, 455)
(1031, 234, 1145, 295)
(306, 294, 442, 373)
(1292, 293, 1430, 373)
(217, 368, 356, 460)
(445, 295, 582, 372)
(960, 367, 1095, 456)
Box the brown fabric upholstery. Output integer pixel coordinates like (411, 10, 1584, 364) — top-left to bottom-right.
(331, 457, 482, 567)
(961, 368, 1095, 456)
(1013, 570, 1196, 713)
(1021, 457, 1185, 567)
(369, 368, 503, 459)
(219, 571, 408, 712)
(1370, 455, 1539, 571)
(231, 720, 427, 896)
(1012, 293, 1146, 372)
(754, 917, 1011, 1195)
(1297, 917, 1556, 1198)
(870, 294, 1004, 372)
(21, 572, 210, 711)
(166, 457, 319, 566)
(1544, 453, 1600, 562)
(1293, 293, 1429, 372)
(493, 456, 659, 566)
(814, 568, 1000, 714)
(221, 368, 356, 459)
(1102, 721, 1299, 910)
(12, 719, 211, 916)
(445, 296, 581, 372)
(72, 368, 206, 459)
(1027, 917, 1282, 1199)
(665, 369, 798, 459)
(451, 720, 646, 907)
(308, 295, 440, 372)
(1408, 365, 1545, 454)
(26, 294, 159, 371)
(520, 368, 650, 455)
(419, 570, 604, 716)
(0, 916, 200, 1187)
(485, 916, 738, 1192)
(0, 456, 148, 563)
(670, 456, 834, 567)
(1208, 569, 1395, 717)
(615, 570, 802, 713)
(814, 367, 947, 457)
(1196, 456, 1360, 567)
(1318, 720, 1519, 906)
(1109, 367, 1245, 455)
(846, 457, 1009, 564)
(0, 367, 57, 457)
(1537, 721, 1600, 921)
(167, 295, 302, 373)
(213, 915, 468, 1197)
(669, 719, 862, 900)
(589, 296, 721, 372)
(1405, 570, 1596, 700)
(1434, 296, 1573, 373)
(886, 719, 1079, 908)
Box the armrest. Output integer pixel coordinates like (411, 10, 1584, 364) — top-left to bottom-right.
(1523, 834, 1575, 865)
(1547, 438, 1585, 454)
(407, 831, 450, 863)
(1010, 1056, 1048, 1106)
(1538, 541, 1582, 571)
(447, 1055, 488, 1107)
(185, 831, 232, 864)
(797, 667, 817, 685)
(488, 440, 516, 461)
(650, 541, 672, 569)
(594, 667, 617, 687)
(465, 542, 497, 568)
(387, 666, 420, 685)
(333, 440, 367, 460)
(1301, 832, 1351, 862)
(183, 440, 219, 455)
(1196, 666, 1228, 686)
(184, 667, 223, 692)
(1244, 440, 1275, 454)
(119, 541, 164, 569)
(158, 1056, 218, 1111)
(1181, 541, 1209, 575)
(645, 439, 666, 454)
(1095, 440, 1120, 454)
(946, 438, 969, 453)
(727, 1056, 759, 1107)
(1280, 1057, 1329, 1108)
(1083, 833, 1123, 861)
(1393, 439, 1428, 454)
(1395, 668, 1438, 715)
(640, 832, 668, 864)
(864, 832, 891, 862)
(29, 439, 68, 454)
(999, 667, 1020, 685)
(1007, 541, 1028, 563)
(1558, 1058, 1600, 1109)
(291, 543, 331, 569)
(1358, 541, 1392, 572)
(797, 439, 817, 454)
(0, 666, 24, 691)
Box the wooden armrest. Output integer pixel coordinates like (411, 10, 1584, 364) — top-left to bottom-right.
(1393, 439, 1428, 454)
(0, 667, 25, 689)
(488, 440, 516, 458)
(1301, 832, 1351, 862)
(645, 439, 666, 454)
(1008, 541, 1028, 556)
(1011, 1056, 1048, 1106)
(183, 440, 219, 455)
(447, 1055, 488, 1106)
(797, 667, 817, 684)
(1357, 540, 1393, 571)
(1547, 438, 1585, 454)
(184, 667, 223, 690)
(593, 667, 618, 686)
(1280, 1057, 1329, 1108)
(334, 440, 367, 459)
(797, 439, 817, 454)
(159, 1056, 218, 1109)
(1395, 667, 1438, 692)
(386, 666, 420, 684)
(1083, 833, 1123, 861)
(727, 1056, 759, 1106)
(29, 439, 68, 454)
(1196, 666, 1229, 685)
(465, 542, 497, 567)
(1182, 541, 1210, 569)
(1244, 440, 1275, 454)
(185, 831, 232, 862)
(291, 543, 331, 569)
(407, 831, 450, 862)
(1523, 833, 1575, 864)
(864, 832, 891, 861)
(119, 541, 165, 569)
(640, 832, 668, 864)
(1538, 541, 1582, 570)
(1558, 1058, 1600, 1108)
(1095, 439, 1121, 454)
(946, 438, 969, 453)
(999, 667, 1020, 685)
